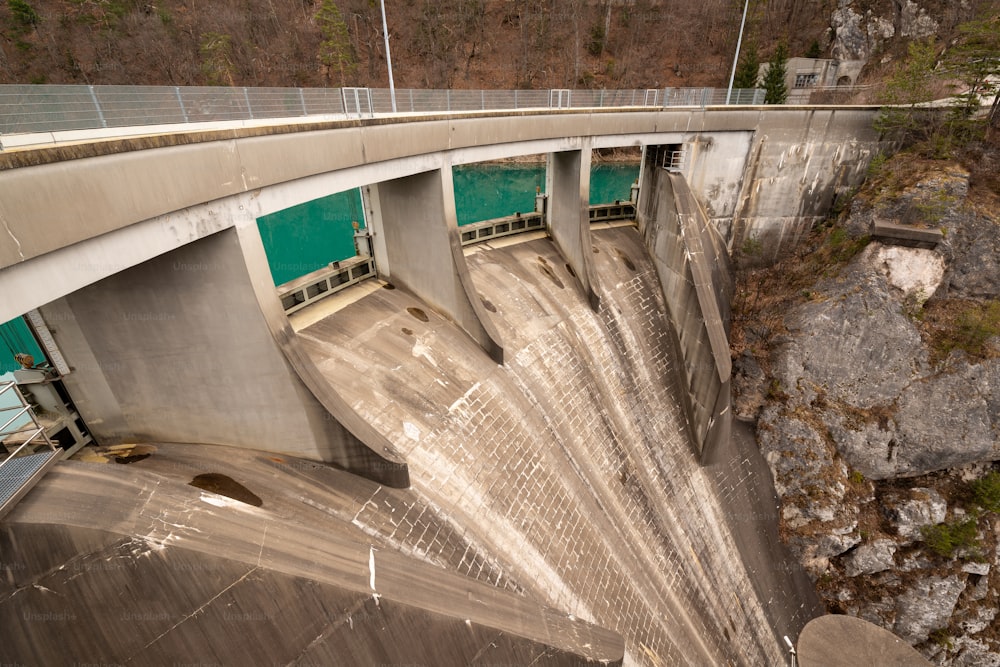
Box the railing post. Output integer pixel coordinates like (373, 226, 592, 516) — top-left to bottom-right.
(174, 86, 189, 123)
(243, 87, 253, 119)
(481, 89, 485, 110)
(446, 89, 451, 112)
(88, 85, 107, 128)
(298, 87, 307, 116)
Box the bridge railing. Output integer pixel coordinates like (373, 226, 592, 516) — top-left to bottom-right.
(0, 84, 765, 136)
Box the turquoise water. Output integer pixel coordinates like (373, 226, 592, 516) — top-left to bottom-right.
(257, 162, 639, 286)
(256, 189, 364, 286)
(0, 317, 46, 374)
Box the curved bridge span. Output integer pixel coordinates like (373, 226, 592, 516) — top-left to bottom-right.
(0, 106, 881, 664)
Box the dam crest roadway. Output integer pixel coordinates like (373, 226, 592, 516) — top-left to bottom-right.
(0, 96, 886, 665)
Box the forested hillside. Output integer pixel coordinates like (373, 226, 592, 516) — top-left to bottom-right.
(0, 0, 940, 89)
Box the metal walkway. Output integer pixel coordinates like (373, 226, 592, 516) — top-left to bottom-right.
(0, 381, 61, 520)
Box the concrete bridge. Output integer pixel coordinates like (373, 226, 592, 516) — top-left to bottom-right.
(0, 102, 883, 664)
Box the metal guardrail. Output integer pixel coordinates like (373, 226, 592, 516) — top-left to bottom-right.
(278, 255, 376, 315)
(0, 84, 765, 136)
(278, 202, 639, 316)
(0, 381, 61, 520)
(459, 212, 545, 245)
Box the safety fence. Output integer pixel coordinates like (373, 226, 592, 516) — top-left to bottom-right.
(0, 84, 765, 136)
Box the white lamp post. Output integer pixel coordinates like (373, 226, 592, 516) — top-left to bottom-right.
(380, 0, 397, 113)
(726, 0, 751, 105)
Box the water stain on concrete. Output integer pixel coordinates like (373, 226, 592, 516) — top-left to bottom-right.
(538, 262, 565, 289)
(481, 298, 497, 313)
(565, 264, 577, 278)
(189, 473, 263, 507)
(407, 307, 429, 322)
(114, 453, 150, 464)
(382, 283, 396, 290)
(401, 327, 414, 336)
(615, 248, 636, 271)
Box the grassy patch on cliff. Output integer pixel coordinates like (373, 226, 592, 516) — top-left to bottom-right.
(920, 515, 983, 560)
(917, 298, 1000, 365)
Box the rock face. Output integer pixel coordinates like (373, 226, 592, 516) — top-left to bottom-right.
(741, 159, 1000, 665)
(894, 576, 967, 644)
(830, 0, 939, 62)
(843, 538, 897, 576)
(881, 487, 948, 542)
(831, 3, 895, 62)
(762, 167, 1000, 480)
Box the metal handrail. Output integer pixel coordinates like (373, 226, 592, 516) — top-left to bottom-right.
(0, 404, 32, 435)
(0, 84, 766, 138)
(0, 381, 57, 462)
(0, 380, 61, 520)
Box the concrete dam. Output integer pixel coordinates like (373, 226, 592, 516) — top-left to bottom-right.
(0, 104, 885, 664)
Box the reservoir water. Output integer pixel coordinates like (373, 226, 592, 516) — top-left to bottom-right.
(257, 162, 640, 285)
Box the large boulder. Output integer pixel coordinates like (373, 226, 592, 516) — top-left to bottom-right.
(880, 487, 947, 543)
(843, 539, 897, 576)
(894, 575, 967, 644)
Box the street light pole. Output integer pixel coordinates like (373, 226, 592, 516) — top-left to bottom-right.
(726, 0, 750, 105)
(380, 0, 397, 113)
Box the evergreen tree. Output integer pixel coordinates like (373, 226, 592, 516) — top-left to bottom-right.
(762, 42, 788, 104)
(805, 40, 821, 59)
(733, 39, 760, 90)
(316, 0, 356, 86)
(943, 14, 1000, 135)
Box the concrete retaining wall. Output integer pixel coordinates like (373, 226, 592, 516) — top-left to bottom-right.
(637, 161, 733, 462)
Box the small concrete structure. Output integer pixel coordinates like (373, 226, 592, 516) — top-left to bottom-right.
(872, 221, 944, 248)
(546, 144, 601, 310)
(759, 58, 866, 104)
(38, 228, 408, 486)
(798, 614, 933, 666)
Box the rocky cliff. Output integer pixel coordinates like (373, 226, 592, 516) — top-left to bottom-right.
(734, 142, 1000, 665)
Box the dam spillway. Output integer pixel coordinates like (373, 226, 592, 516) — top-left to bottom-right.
(294, 224, 786, 664)
(1, 224, 812, 665)
(0, 105, 884, 665)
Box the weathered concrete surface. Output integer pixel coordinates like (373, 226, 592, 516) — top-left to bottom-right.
(0, 225, 819, 665)
(546, 145, 601, 310)
(637, 166, 733, 462)
(0, 107, 883, 295)
(705, 419, 825, 650)
(0, 446, 623, 665)
(37, 227, 407, 486)
(296, 227, 807, 665)
(366, 168, 503, 363)
(798, 614, 933, 667)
